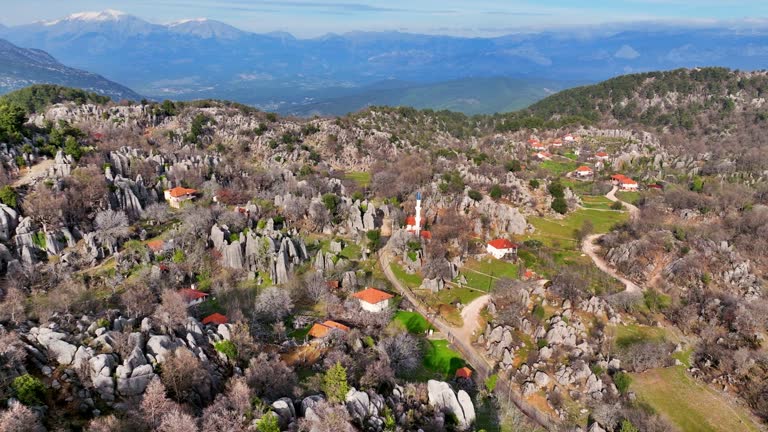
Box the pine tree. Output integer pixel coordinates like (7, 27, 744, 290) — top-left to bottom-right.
(322, 362, 349, 403)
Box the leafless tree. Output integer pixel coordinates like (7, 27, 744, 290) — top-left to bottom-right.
(22, 186, 67, 230)
(245, 353, 297, 400)
(200, 377, 254, 432)
(302, 272, 329, 303)
(360, 356, 395, 390)
(217, 211, 248, 233)
(0, 402, 45, 432)
(95, 209, 130, 247)
(86, 415, 128, 432)
(158, 409, 199, 432)
(0, 287, 27, 324)
(141, 378, 180, 430)
(308, 201, 329, 230)
(161, 347, 211, 404)
(142, 202, 171, 225)
(380, 333, 422, 374)
(297, 401, 354, 432)
(254, 287, 293, 322)
(120, 281, 157, 319)
(153, 290, 189, 330)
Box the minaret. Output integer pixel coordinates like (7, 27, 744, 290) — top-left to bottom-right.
(414, 191, 422, 233)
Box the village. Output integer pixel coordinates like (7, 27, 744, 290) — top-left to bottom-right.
(0, 97, 762, 432)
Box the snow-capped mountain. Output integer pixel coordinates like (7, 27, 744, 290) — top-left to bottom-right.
(0, 38, 142, 100)
(26, 9, 160, 39)
(167, 18, 245, 40)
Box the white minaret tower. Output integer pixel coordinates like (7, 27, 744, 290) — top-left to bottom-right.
(414, 191, 422, 233)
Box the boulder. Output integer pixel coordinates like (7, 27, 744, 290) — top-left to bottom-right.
(427, 380, 471, 430)
(271, 397, 296, 427)
(534, 371, 551, 389)
(35, 328, 77, 365)
(457, 390, 475, 427)
(146, 335, 181, 363)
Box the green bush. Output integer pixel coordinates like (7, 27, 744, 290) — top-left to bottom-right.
(172, 249, 186, 264)
(12, 374, 46, 406)
(256, 412, 280, 432)
(214, 340, 238, 360)
(485, 374, 499, 393)
(619, 419, 640, 432)
(505, 160, 521, 172)
(468, 190, 483, 201)
(532, 304, 546, 321)
(613, 371, 632, 395)
(0, 185, 18, 208)
(551, 196, 568, 214)
(529, 179, 540, 189)
(489, 184, 503, 200)
(611, 200, 624, 210)
(322, 193, 340, 213)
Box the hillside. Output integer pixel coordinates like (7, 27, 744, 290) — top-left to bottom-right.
(0, 38, 142, 101)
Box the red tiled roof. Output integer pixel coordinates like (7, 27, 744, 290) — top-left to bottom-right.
(488, 239, 517, 250)
(420, 230, 432, 240)
(576, 166, 593, 172)
(524, 269, 535, 279)
(596, 151, 609, 157)
(612, 174, 629, 181)
(405, 216, 417, 226)
(178, 288, 209, 302)
(621, 178, 638, 185)
(455, 367, 473, 379)
(202, 313, 228, 325)
(167, 187, 198, 198)
(352, 288, 394, 305)
(308, 320, 350, 338)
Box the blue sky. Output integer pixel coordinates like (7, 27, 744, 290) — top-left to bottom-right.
(3, 0, 768, 37)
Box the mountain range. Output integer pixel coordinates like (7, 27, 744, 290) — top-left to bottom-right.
(0, 37, 142, 101)
(1, 10, 768, 115)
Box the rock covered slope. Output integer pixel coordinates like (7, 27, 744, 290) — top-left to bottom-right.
(0, 38, 142, 101)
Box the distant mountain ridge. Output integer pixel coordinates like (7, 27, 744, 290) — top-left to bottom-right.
(0, 38, 142, 101)
(3, 10, 768, 114)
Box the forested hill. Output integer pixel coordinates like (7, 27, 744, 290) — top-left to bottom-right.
(0, 85, 111, 113)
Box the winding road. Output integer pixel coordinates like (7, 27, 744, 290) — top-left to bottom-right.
(581, 186, 642, 294)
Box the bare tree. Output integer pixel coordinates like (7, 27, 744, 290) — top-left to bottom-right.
(158, 410, 199, 432)
(142, 202, 171, 225)
(153, 290, 189, 330)
(303, 272, 329, 303)
(380, 333, 422, 375)
(297, 401, 354, 432)
(200, 377, 253, 432)
(254, 287, 293, 322)
(161, 347, 211, 404)
(120, 281, 157, 319)
(95, 209, 130, 247)
(0, 402, 45, 432)
(0, 287, 27, 324)
(22, 187, 67, 230)
(245, 353, 297, 400)
(141, 378, 179, 430)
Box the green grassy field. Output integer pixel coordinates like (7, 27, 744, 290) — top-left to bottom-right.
(391, 263, 423, 289)
(460, 258, 519, 291)
(434, 286, 485, 306)
(423, 339, 466, 377)
(344, 171, 371, 187)
(632, 366, 761, 432)
(616, 191, 641, 205)
(539, 159, 580, 176)
(612, 324, 667, 349)
(393, 310, 432, 334)
(527, 208, 628, 248)
(580, 195, 616, 210)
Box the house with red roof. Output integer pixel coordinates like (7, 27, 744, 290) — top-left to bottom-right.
(352, 287, 394, 313)
(308, 320, 350, 339)
(486, 238, 518, 259)
(164, 187, 198, 209)
(530, 141, 546, 150)
(178, 288, 209, 306)
(534, 151, 552, 161)
(563, 134, 575, 143)
(146, 239, 165, 253)
(551, 138, 564, 147)
(611, 174, 639, 191)
(595, 151, 610, 161)
(455, 367, 473, 379)
(574, 165, 594, 178)
(202, 313, 228, 326)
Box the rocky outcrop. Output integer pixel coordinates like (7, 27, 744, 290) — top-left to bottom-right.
(0, 203, 19, 241)
(427, 380, 475, 430)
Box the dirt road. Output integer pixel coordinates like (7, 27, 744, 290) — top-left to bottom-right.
(581, 185, 642, 294)
(12, 159, 54, 188)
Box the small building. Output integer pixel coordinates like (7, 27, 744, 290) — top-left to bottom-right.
(595, 151, 610, 161)
(202, 313, 228, 326)
(531, 141, 546, 150)
(308, 320, 350, 338)
(611, 174, 639, 191)
(164, 187, 198, 209)
(534, 151, 552, 161)
(486, 239, 518, 259)
(178, 288, 209, 307)
(352, 287, 394, 313)
(574, 166, 593, 178)
(146, 239, 166, 254)
(455, 367, 473, 379)
(551, 138, 564, 147)
(563, 134, 575, 143)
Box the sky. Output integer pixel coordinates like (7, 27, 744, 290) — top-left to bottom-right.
(1, 0, 767, 37)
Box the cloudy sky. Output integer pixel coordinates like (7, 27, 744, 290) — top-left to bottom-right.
(2, 0, 767, 37)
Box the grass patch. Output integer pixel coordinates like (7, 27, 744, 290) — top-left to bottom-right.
(616, 191, 641, 205)
(434, 286, 484, 306)
(391, 263, 423, 289)
(612, 324, 667, 349)
(539, 159, 580, 176)
(344, 171, 371, 187)
(580, 195, 616, 210)
(423, 339, 465, 378)
(459, 258, 519, 292)
(393, 311, 433, 334)
(526, 208, 628, 251)
(632, 366, 761, 432)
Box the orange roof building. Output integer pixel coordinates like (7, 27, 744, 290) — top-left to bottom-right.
(202, 313, 228, 326)
(487, 239, 518, 259)
(352, 288, 394, 313)
(455, 367, 473, 379)
(178, 288, 209, 306)
(308, 320, 350, 338)
(146, 239, 165, 253)
(164, 187, 198, 208)
(574, 166, 593, 177)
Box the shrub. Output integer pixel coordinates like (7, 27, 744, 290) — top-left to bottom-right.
(551, 196, 568, 214)
(613, 371, 632, 394)
(489, 184, 503, 200)
(12, 374, 45, 406)
(484, 374, 499, 393)
(505, 160, 521, 172)
(468, 190, 483, 201)
(611, 200, 624, 210)
(321, 193, 340, 213)
(619, 419, 640, 432)
(523, 239, 543, 249)
(529, 179, 540, 189)
(214, 340, 238, 360)
(172, 249, 186, 264)
(256, 412, 280, 432)
(0, 185, 18, 208)
(532, 304, 546, 321)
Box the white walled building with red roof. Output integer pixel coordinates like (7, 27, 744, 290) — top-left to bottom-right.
(486, 239, 518, 259)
